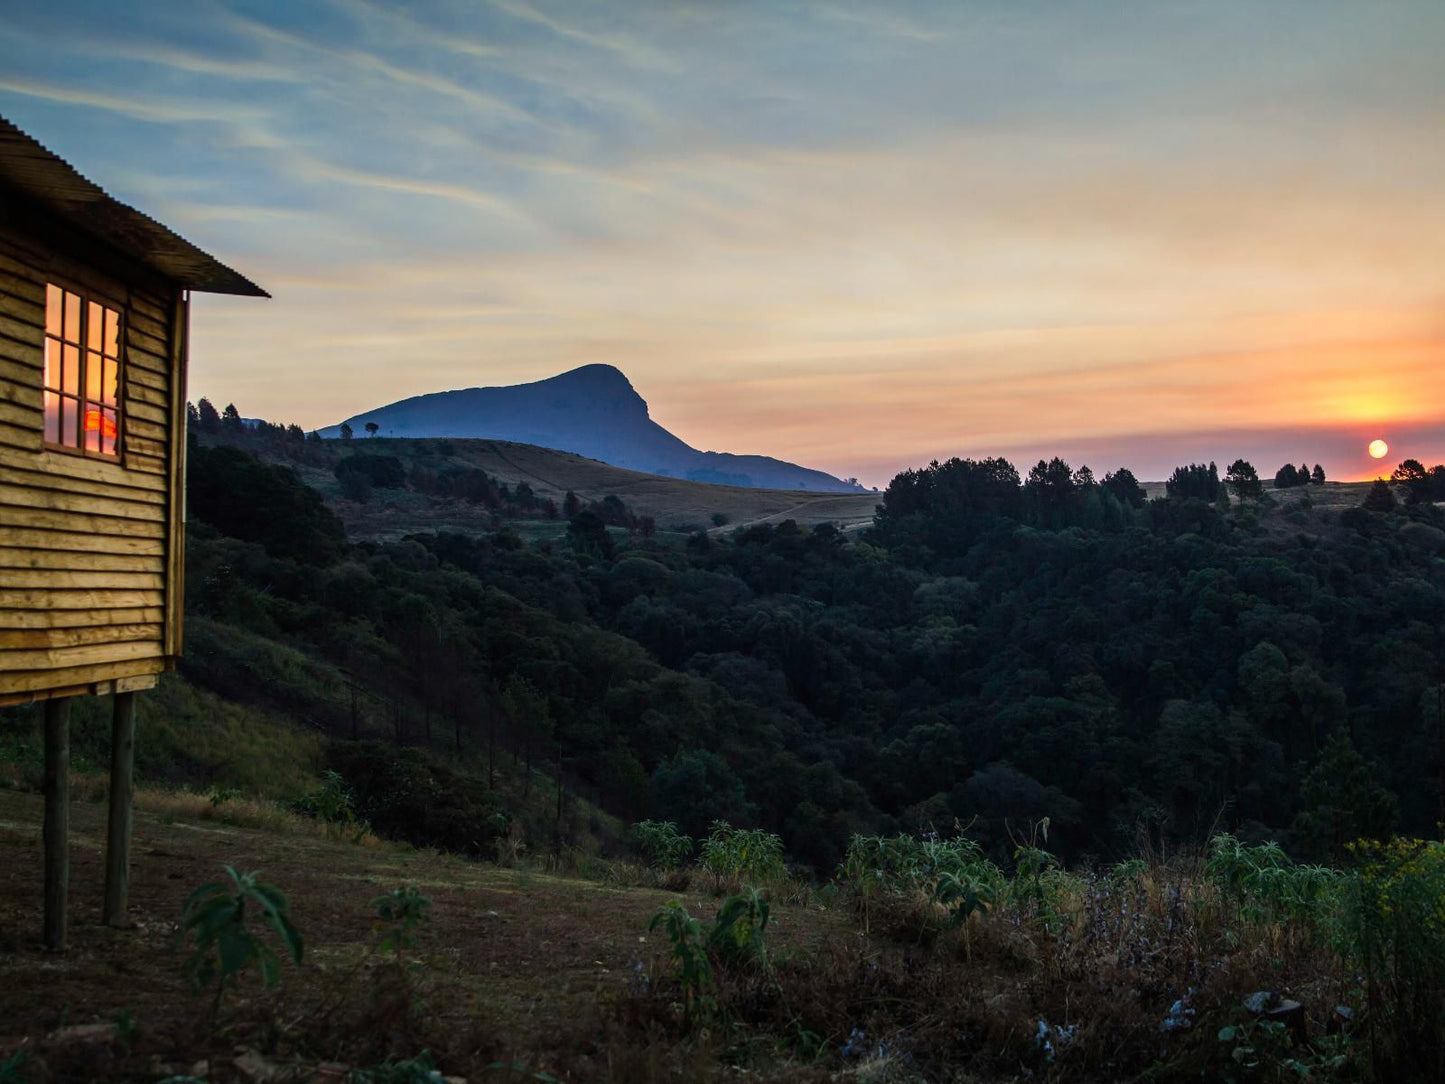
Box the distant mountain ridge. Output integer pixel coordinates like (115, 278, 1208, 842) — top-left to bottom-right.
(322, 365, 864, 493)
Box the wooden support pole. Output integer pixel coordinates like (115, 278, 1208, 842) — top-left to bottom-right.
(42, 697, 71, 952)
(104, 691, 138, 927)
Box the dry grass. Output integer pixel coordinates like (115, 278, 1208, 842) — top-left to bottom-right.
(0, 790, 1367, 1082)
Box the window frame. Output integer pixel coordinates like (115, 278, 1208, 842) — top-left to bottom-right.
(41, 278, 126, 462)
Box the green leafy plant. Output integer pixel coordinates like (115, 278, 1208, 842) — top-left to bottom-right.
(292, 769, 370, 840)
(707, 886, 771, 965)
(648, 899, 715, 1022)
(1206, 834, 1340, 931)
(1338, 838, 1445, 1078)
(632, 819, 694, 870)
(700, 820, 785, 887)
(931, 867, 997, 924)
(112, 1008, 141, 1046)
(0, 1052, 30, 1084)
(1108, 857, 1148, 882)
(841, 832, 1004, 936)
(178, 866, 303, 1014)
(347, 1049, 445, 1083)
(1216, 1018, 1347, 1083)
(372, 886, 432, 958)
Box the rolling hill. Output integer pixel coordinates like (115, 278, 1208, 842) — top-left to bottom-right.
(322, 364, 865, 493)
(282, 436, 880, 541)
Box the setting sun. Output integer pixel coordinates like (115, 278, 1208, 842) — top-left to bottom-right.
(1368, 439, 1389, 460)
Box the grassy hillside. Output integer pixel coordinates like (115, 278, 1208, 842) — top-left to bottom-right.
(263, 434, 880, 540)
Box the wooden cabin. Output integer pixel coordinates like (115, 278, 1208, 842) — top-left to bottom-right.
(0, 114, 266, 948)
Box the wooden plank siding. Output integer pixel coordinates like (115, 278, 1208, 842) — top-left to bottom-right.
(0, 222, 183, 701)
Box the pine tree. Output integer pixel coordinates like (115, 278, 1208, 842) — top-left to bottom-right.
(1226, 459, 1264, 502)
(197, 397, 221, 434)
(1311, 464, 1326, 485)
(1362, 478, 1396, 513)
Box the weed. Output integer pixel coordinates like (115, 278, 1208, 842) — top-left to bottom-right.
(700, 820, 785, 889)
(0, 1052, 29, 1084)
(1215, 1018, 1346, 1083)
(372, 887, 432, 958)
(631, 819, 694, 870)
(347, 1049, 445, 1083)
(1206, 834, 1340, 932)
(178, 866, 303, 1016)
(707, 886, 771, 966)
(112, 1008, 141, 1046)
(841, 831, 1005, 938)
(648, 900, 715, 1023)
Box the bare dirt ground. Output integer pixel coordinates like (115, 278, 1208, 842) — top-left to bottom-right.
(0, 789, 840, 1082)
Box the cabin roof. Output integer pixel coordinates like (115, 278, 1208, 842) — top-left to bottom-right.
(0, 115, 268, 298)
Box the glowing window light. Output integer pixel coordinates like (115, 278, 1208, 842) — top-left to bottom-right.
(43, 284, 122, 458)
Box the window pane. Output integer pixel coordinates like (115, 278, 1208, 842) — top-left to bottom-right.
(87, 301, 102, 351)
(44, 391, 60, 443)
(44, 338, 58, 389)
(102, 357, 118, 406)
(86, 350, 103, 399)
(101, 408, 118, 456)
(63, 291, 80, 343)
(61, 396, 78, 446)
(62, 344, 79, 394)
(84, 406, 102, 453)
(46, 285, 62, 337)
(104, 308, 120, 357)
(61, 343, 79, 396)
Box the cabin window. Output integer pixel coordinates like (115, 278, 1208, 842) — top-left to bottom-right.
(43, 284, 121, 457)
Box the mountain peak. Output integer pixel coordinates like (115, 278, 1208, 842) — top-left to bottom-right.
(326, 366, 864, 493)
(547, 364, 634, 390)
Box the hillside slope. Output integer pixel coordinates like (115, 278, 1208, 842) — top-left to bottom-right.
(284, 436, 880, 540)
(323, 364, 864, 493)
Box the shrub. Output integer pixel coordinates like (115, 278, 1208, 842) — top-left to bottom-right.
(335, 453, 407, 489)
(1205, 834, 1340, 933)
(291, 769, 369, 838)
(700, 820, 785, 888)
(324, 741, 505, 857)
(841, 832, 1005, 936)
(1338, 838, 1445, 1078)
(706, 886, 771, 966)
(631, 820, 694, 870)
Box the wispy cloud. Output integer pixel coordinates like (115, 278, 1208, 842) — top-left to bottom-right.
(0, 76, 267, 126)
(485, 0, 677, 71)
(3, 0, 1443, 483)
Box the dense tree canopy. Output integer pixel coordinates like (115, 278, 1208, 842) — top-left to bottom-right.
(182, 436, 1445, 871)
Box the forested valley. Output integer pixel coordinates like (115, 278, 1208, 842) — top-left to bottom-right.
(176, 420, 1445, 873)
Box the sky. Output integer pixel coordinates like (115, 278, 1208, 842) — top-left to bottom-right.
(1, 0, 1442, 487)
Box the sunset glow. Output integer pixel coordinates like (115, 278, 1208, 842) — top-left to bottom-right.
(3, 2, 1443, 484)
